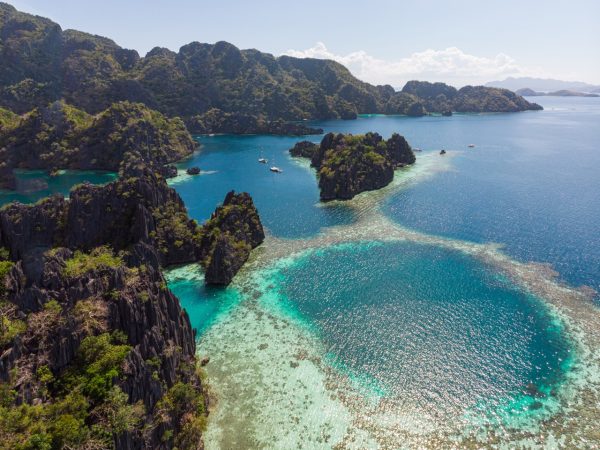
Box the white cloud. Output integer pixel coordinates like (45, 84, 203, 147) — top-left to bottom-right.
(282, 43, 537, 88)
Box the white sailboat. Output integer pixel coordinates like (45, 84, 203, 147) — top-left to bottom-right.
(258, 148, 268, 163)
(270, 157, 283, 173)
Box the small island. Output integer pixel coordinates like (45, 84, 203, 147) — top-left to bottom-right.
(290, 132, 415, 201)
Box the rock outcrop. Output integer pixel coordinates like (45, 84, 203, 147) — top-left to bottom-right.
(289, 140, 319, 158)
(291, 132, 415, 201)
(0, 219, 203, 448)
(1, 241, 207, 448)
(200, 191, 265, 285)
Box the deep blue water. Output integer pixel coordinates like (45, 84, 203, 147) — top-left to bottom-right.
(271, 241, 572, 422)
(172, 135, 356, 238)
(380, 97, 600, 294)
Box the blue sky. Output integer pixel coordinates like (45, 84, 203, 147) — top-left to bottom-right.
(7, 0, 600, 87)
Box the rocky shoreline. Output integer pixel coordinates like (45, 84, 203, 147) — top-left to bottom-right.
(0, 154, 264, 448)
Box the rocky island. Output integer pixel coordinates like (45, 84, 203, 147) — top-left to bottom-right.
(0, 153, 264, 448)
(290, 132, 415, 201)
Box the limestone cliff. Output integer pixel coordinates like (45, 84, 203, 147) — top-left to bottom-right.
(0, 157, 265, 448)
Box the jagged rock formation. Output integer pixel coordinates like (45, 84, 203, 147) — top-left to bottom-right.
(291, 132, 415, 201)
(0, 100, 196, 189)
(0, 244, 203, 449)
(0, 154, 264, 282)
(289, 140, 320, 158)
(200, 191, 265, 285)
(0, 156, 265, 448)
(0, 3, 542, 131)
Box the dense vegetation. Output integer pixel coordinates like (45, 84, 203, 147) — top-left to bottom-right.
(0, 2, 541, 130)
(0, 154, 264, 448)
(0, 242, 207, 449)
(186, 108, 322, 135)
(291, 132, 415, 200)
(0, 100, 196, 189)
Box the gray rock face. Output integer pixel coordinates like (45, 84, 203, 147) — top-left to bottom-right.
(201, 191, 265, 285)
(0, 241, 199, 448)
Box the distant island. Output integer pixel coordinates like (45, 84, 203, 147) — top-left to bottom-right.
(487, 77, 600, 95)
(0, 2, 541, 137)
(290, 132, 415, 201)
(516, 88, 599, 98)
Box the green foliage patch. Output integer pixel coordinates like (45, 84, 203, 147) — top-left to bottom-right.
(63, 246, 123, 279)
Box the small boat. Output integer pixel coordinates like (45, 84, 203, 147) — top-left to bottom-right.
(413, 148, 422, 152)
(258, 157, 268, 164)
(270, 166, 283, 173)
(468, 144, 475, 148)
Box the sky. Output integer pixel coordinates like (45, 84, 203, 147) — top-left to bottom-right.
(6, 0, 600, 88)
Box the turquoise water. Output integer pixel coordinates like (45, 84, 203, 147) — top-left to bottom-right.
(0, 169, 118, 204)
(165, 265, 242, 335)
(269, 241, 572, 425)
